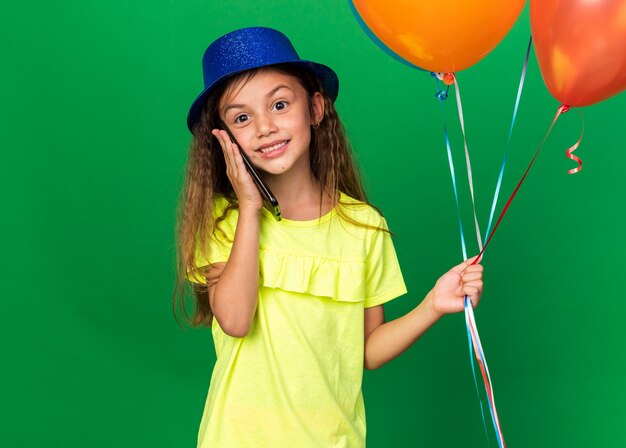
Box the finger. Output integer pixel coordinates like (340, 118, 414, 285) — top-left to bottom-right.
(462, 271, 483, 282)
(451, 255, 480, 274)
(224, 133, 245, 167)
(464, 264, 484, 273)
(231, 144, 250, 174)
(463, 279, 483, 288)
(212, 128, 226, 147)
(462, 286, 479, 299)
(229, 143, 260, 188)
(218, 130, 233, 150)
(212, 129, 229, 156)
(217, 130, 237, 169)
(214, 129, 232, 150)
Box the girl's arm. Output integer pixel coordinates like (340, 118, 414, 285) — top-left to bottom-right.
(208, 207, 260, 338)
(208, 130, 264, 338)
(364, 257, 483, 370)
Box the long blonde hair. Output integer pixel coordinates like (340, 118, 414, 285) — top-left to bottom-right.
(173, 64, 387, 327)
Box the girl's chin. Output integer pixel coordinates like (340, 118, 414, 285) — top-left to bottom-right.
(256, 166, 287, 177)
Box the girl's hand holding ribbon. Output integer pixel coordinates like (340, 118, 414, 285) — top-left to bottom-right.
(426, 255, 484, 316)
(212, 129, 263, 213)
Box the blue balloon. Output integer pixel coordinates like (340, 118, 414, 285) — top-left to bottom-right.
(348, 0, 424, 71)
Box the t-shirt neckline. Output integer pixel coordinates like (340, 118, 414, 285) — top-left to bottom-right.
(261, 191, 344, 227)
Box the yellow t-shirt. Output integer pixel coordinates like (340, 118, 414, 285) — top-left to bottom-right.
(188, 191, 407, 448)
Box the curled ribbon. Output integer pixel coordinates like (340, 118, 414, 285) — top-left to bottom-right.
(567, 146, 583, 174)
(562, 106, 585, 175)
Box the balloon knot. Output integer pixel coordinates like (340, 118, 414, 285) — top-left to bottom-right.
(435, 90, 448, 100)
(442, 73, 456, 85)
(559, 104, 571, 114)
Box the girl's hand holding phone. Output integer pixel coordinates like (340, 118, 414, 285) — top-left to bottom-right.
(212, 129, 263, 213)
(426, 255, 484, 316)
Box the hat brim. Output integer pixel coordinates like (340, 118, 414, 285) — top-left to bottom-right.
(186, 60, 339, 133)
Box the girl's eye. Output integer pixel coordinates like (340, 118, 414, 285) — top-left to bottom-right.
(273, 101, 287, 111)
(234, 114, 249, 124)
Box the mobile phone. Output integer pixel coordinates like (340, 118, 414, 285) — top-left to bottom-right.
(217, 122, 282, 221)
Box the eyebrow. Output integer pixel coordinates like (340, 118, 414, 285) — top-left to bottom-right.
(222, 85, 293, 115)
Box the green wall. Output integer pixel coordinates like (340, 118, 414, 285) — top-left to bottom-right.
(2, 1, 625, 446)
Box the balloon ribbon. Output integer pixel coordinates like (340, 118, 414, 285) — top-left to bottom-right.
(434, 72, 503, 447)
(436, 38, 584, 448)
(477, 105, 584, 261)
(463, 104, 583, 448)
(434, 37, 534, 447)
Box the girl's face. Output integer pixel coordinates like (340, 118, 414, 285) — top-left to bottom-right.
(217, 68, 324, 178)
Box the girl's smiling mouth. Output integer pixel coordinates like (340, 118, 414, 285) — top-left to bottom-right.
(256, 140, 289, 157)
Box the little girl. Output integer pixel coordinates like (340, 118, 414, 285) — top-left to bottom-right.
(174, 27, 484, 448)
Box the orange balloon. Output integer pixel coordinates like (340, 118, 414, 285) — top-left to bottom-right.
(531, 0, 626, 107)
(351, 0, 526, 73)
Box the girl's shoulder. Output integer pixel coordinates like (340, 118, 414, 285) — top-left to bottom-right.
(337, 191, 386, 227)
(212, 194, 237, 218)
(210, 194, 239, 239)
(213, 193, 233, 209)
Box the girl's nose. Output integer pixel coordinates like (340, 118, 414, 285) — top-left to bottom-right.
(255, 113, 278, 137)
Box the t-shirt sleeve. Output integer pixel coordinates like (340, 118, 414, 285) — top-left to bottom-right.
(363, 216, 407, 308)
(186, 200, 237, 284)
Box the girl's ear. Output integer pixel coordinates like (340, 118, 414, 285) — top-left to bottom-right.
(311, 92, 325, 125)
